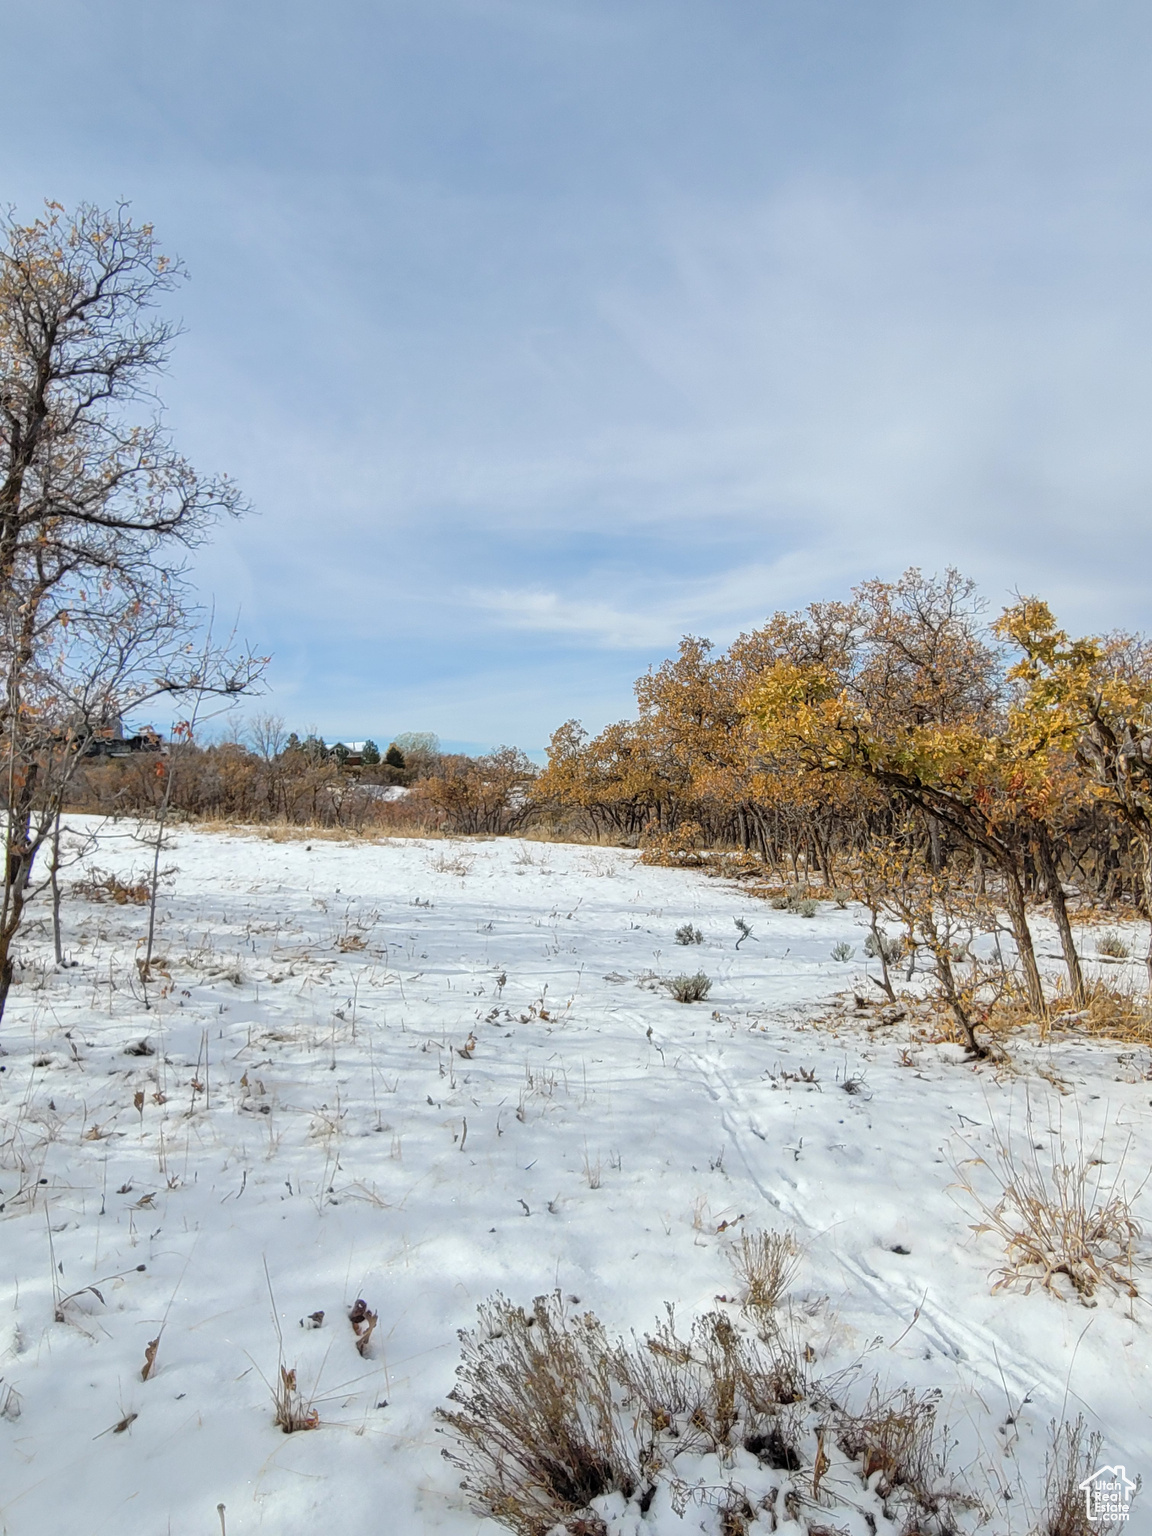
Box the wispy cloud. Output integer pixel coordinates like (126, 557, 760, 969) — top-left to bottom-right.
(4, 1, 1151, 741)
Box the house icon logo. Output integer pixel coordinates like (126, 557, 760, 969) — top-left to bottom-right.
(1079, 1464, 1138, 1523)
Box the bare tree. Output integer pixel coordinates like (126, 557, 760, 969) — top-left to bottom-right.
(248, 712, 287, 762)
(0, 200, 263, 1018)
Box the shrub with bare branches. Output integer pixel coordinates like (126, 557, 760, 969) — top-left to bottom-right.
(438, 1290, 990, 1536)
(438, 1292, 641, 1536)
(1033, 1416, 1135, 1536)
(833, 1385, 961, 1521)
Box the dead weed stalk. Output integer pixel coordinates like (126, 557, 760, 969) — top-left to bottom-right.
(833, 1384, 964, 1522)
(1034, 1415, 1136, 1535)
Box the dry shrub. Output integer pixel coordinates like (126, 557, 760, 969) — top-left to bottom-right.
(834, 1385, 963, 1523)
(71, 866, 150, 905)
(638, 823, 705, 868)
(1034, 1416, 1133, 1536)
(273, 1364, 319, 1433)
(665, 972, 712, 1004)
(1095, 931, 1131, 959)
(439, 1294, 814, 1535)
(729, 1230, 800, 1321)
(428, 848, 476, 876)
(1047, 978, 1152, 1047)
(955, 1104, 1143, 1302)
(768, 889, 820, 917)
(627, 1306, 810, 1465)
(438, 1292, 639, 1536)
(716, 1488, 757, 1536)
(438, 1296, 815, 1535)
(438, 1291, 995, 1536)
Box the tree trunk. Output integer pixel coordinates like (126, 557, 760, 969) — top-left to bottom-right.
(1140, 832, 1152, 991)
(0, 775, 37, 1025)
(1001, 865, 1047, 1019)
(0, 863, 30, 1022)
(1033, 828, 1085, 1007)
(50, 811, 64, 966)
(934, 947, 986, 1057)
(866, 910, 896, 1002)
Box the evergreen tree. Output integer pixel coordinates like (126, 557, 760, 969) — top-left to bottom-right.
(361, 739, 381, 765)
(385, 743, 406, 769)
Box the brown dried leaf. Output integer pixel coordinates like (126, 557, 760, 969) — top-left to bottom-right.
(141, 1337, 159, 1380)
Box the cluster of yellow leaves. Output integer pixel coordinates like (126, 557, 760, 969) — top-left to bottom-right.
(997, 599, 1152, 837)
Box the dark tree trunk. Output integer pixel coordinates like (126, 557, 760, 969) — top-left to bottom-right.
(1033, 827, 1085, 1006)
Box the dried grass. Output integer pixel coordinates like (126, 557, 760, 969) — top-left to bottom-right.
(428, 849, 476, 876)
(954, 1101, 1143, 1302)
(272, 1364, 319, 1433)
(195, 818, 445, 844)
(438, 1292, 639, 1536)
(1033, 1416, 1134, 1536)
(1046, 978, 1152, 1047)
(834, 1385, 963, 1521)
(71, 867, 150, 905)
(728, 1230, 800, 1322)
(1096, 931, 1131, 959)
(440, 1295, 816, 1534)
(440, 1289, 991, 1536)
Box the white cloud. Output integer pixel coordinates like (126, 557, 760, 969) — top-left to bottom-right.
(13, 0, 1152, 739)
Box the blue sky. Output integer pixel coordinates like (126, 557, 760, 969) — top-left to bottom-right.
(3, 1, 1151, 750)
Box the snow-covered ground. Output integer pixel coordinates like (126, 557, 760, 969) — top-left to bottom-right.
(0, 821, 1148, 1535)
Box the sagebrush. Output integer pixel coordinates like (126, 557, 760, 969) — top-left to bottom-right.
(439, 1291, 994, 1536)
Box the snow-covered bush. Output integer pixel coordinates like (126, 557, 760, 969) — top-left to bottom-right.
(666, 972, 712, 1003)
(439, 1292, 980, 1536)
(1097, 931, 1131, 959)
(863, 929, 905, 965)
(954, 1107, 1143, 1302)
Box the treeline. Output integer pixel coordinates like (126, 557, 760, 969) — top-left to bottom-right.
(74, 569, 1152, 1020)
(70, 729, 540, 838)
(61, 565, 1152, 1045)
(537, 567, 1152, 1043)
(540, 574, 1143, 897)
